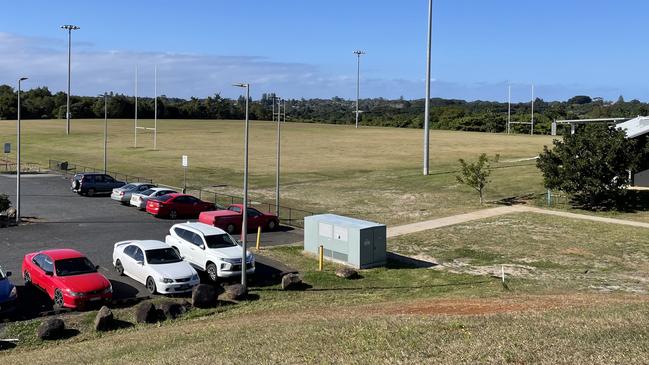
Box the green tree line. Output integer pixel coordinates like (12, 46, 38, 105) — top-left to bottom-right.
(1, 85, 647, 134)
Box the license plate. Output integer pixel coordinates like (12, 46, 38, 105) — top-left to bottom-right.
(177, 285, 190, 290)
(89, 297, 101, 302)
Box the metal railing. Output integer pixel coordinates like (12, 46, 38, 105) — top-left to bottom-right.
(0, 158, 42, 173)
(49, 159, 316, 228)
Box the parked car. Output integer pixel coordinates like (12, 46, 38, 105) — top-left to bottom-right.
(165, 222, 254, 281)
(199, 204, 280, 234)
(22, 249, 112, 309)
(112, 240, 199, 295)
(0, 265, 17, 316)
(146, 193, 215, 219)
(111, 182, 157, 205)
(71, 173, 125, 196)
(130, 187, 177, 210)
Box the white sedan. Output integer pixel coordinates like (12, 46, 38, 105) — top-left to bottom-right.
(130, 187, 177, 210)
(112, 240, 199, 295)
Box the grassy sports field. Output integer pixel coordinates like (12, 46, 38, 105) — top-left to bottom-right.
(0, 118, 554, 224)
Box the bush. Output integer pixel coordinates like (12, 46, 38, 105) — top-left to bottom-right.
(0, 194, 10, 212)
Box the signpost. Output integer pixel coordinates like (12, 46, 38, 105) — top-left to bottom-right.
(182, 155, 188, 193)
(3, 143, 9, 170)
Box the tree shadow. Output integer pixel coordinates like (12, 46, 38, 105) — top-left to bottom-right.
(0, 341, 16, 351)
(58, 328, 81, 340)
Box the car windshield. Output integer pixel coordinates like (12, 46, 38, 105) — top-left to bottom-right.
(55, 257, 97, 277)
(141, 189, 155, 196)
(156, 194, 173, 202)
(122, 184, 136, 190)
(146, 248, 182, 265)
(204, 234, 238, 249)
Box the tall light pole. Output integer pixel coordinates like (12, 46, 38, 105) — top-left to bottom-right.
(530, 83, 535, 136)
(16, 77, 28, 224)
(353, 50, 365, 128)
(275, 96, 282, 217)
(154, 65, 158, 150)
(61, 25, 79, 135)
(233, 83, 250, 287)
(102, 92, 108, 174)
(507, 84, 511, 134)
(423, 0, 433, 175)
(134, 65, 138, 148)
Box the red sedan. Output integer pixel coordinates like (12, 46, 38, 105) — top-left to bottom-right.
(146, 193, 215, 219)
(22, 249, 112, 309)
(199, 204, 280, 234)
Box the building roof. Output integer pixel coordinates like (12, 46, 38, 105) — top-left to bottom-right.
(305, 214, 384, 229)
(617, 116, 649, 139)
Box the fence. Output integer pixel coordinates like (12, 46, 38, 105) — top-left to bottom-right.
(49, 159, 316, 228)
(0, 158, 42, 173)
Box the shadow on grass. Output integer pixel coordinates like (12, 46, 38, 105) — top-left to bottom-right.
(253, 279, 490, 292)
(386, 252, 437, 269)
(109, 319, 134, 330)
(0, 341, 16, 351)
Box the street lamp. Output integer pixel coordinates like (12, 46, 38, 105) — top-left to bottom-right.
(61, 24, 80, 135)
(233, 82, 250, 287)
(275, 96, 282, 217)
(353, 50, 365, 128)
(423, 0, 432, 175)
(99, 93, 108, 174)
(16, 77, 28, 224)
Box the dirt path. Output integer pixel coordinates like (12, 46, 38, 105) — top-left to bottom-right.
(387, 205, 649, 237)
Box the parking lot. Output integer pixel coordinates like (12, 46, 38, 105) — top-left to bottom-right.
(0, 173, 302, 318)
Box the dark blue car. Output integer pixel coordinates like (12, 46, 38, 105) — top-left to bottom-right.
(0, 265, 17, 315)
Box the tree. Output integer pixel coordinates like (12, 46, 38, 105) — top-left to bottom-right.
(537, 125, 638, 209)
(456, 154, 492, 204)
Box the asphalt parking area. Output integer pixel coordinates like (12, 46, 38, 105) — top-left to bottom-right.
(0, 173, 302, 319)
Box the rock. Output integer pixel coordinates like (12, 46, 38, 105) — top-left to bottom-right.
(158, 301, 186, 320)
(335, 267, 359, 279)
(94, 306, 114, 331)
(3, 208, 16, 219)
(281, 273, 303, 290)
(192, 284, 218, 308)
(37, 318, 65, 340)
(223, 284, 247, 301)
(135, 302, 159, 324)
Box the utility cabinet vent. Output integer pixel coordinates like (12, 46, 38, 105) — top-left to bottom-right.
(304, 214, 386, 269)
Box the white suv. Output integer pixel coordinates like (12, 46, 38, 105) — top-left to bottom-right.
(165, 222, 255, 281)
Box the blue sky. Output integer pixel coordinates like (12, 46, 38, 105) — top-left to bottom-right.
(0, 0, 646, 101)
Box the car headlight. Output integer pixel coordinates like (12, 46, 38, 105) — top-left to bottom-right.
(221, 258, 238, 265)
(191, 273, 199, 281)
(160, 278, 174, 284)
(102, 285, 113, 294)
(9, 286, 17, 299)
(67, 289, 84, 297)
(246, 254, 254, 263)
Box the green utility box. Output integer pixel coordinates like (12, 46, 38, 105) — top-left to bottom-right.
(304, 214, 386, 269)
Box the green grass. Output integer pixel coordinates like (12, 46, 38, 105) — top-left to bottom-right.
(0, 118, 553, 225)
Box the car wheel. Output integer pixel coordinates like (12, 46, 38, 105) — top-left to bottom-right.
(206, 263, 219, 282)
(146, 277, 157, 295)
(24, 270, 32, 287)
(226, 223, 236, 234)
(115, 259, 124, 276)
(53, 289, 64, 309)
(169, 210, 178, 220)
(87, 188, 96, 197)
(267, 219, 279, 231)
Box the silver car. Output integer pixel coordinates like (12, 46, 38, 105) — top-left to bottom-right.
(130, 187, 177, 210)
(111, 183, 157, 205)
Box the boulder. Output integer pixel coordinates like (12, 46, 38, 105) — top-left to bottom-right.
(158, 301, 186, 320)
(223, 284, 247, 301)
(3, 208, 16, 219)
(281, 273, 303, 291)
(94, 306, 114, 331)
(335, 267, 359, 279)
(135, 302, 159, 324)
(37, 318, 65, 340)
(192, 284, 218, 308)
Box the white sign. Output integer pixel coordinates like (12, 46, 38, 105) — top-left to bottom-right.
(182, 155, 188, 167)
(3, 143, 9, 154)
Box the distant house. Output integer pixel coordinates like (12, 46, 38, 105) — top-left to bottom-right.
(617, 116, 649, 186)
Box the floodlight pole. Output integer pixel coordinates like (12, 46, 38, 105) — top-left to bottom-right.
(354, 50, 365, 128)
(423, 0, 433, 175)
(154, 65, 157, 150)
(103, 92, 108, 174)
(16, 77, 28, 224)
(134, 65, 138, 148)
(530, 83, 534, 135)
(61, 25, 79, 135)
(275, 97, 281, 217)
(233, 83, 250, 287)
(507, 84, 511, 134)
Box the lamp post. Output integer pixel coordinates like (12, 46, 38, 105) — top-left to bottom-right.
(102, 93, 108, 174)
(233, 83, 250, 287)
(275, 97, 281, 217)
(353, 50, 365, 128)
(423, 0, 432, 175)
(16, 77, 28, 224)
(61, 25, 79, 135)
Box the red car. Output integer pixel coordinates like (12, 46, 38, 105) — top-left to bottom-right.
(22, 249, 112, 309)
(199, 204, 280, 234)
(146, 193, 215, 219)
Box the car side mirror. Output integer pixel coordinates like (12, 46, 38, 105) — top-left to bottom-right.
(5, 271, 11, 277)
(136, 261, 144, 266)
(95, 265, 100, 270)
(200, 245, 205, 250)
(45, 271, 53, 276)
